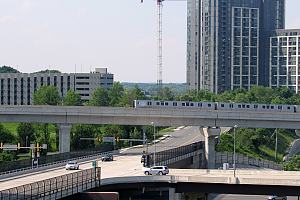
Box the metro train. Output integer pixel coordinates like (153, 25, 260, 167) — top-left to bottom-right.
(133, 100, 298, 113)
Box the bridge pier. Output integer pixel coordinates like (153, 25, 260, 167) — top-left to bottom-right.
(59, 124, 72, 153)
(295, 129, 300, 137)
(201, 127, 221, 169)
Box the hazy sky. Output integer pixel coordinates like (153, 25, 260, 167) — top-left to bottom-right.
(0, 0, 299, 83)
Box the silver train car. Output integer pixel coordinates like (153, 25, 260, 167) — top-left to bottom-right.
(133, 100, 297, 113)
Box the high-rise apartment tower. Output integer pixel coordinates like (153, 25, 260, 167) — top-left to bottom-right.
(187, 0, 285, 93)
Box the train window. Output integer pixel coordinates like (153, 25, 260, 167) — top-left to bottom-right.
(271, 106, 274, 109)
(242, 105, 245, 108)
(230, 104, 233, 108)
(173, 102, 177, 106)
(278, 106, 282, 109)
(160, 102, 164, 106)
(147, 102, 150, 106)
(198, 103, 202, 107)
(221, 104, 224, 107)
(191, 103, 194, 106)
(262, 106, 265, 109)
(238, 105, 241, 108)
(288, 106, 290, 109)
(208, 104, 211, 107)
(156, 102, 160, 106)
(254, 105, 258, 109)
(246, 105, 250, 108)
(165, 102, 168, 106)
(267, 106, 270, 109)
(186, 102, 190, 106)
(182, 103, 185, 106)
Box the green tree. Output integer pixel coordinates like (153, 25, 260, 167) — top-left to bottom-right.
(120, 85, 145, 107)
(284, 155, 300, 171)
(33, 85, 61, 105)
(63, 90, 81, 106)
(157, 87, 174, 101)
(0, 123, 15, 143)
(88, 87, 109, 106)
(71, 125, 97, 150)
(0, 66, 20, 73)
(17, 123, 35, 147)
(108, 82, 124, 106)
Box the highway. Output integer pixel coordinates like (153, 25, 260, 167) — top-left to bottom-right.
(210, 194, 298, 200)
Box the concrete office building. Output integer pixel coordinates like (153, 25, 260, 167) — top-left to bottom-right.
(187, 0, 285, 93)
(269, 29, 300, 93)
(0, 68, 113, 105)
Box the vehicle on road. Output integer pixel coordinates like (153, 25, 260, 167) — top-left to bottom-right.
(65, 161, 79, 170)
(101, 154, 113, 162)
(267, 195, 287, 200)
(143, 166, 169, 175)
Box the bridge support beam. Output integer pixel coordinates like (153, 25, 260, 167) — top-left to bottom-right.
(59, 124, 72, 153)
(201, 127, 221, 169)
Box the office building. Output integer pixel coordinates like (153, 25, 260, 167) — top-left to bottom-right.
(269, 29, 300, 93)
(0, 68, 113, 105)
(187, 0, 285, 93)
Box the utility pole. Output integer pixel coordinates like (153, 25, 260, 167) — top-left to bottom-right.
(275, 128, 278, 161)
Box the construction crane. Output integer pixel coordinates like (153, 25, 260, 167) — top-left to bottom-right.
(140, 0, 185, 94)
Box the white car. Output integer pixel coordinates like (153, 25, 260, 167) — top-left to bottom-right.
(143, 166, 169, 175)
(65, 161, 79, 170)
(267, 195, 287, 200)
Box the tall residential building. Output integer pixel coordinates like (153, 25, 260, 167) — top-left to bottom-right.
(0, 68, 113, 105)
(187, 0, 285, 93)
(269, 29, 300, 93)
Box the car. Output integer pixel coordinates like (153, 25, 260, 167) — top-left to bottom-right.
(101, 154, 113, 162)
(143, 166, 169, 175)
(65, 161, 79, 170)
(267, 195, 287, 200)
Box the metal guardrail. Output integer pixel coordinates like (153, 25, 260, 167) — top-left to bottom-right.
(147, 141, 204, 167)
(0, 150, 116, 179)
(0, 167, 101, 200)
(0, 145, 113, 173)
(215, 152, 283, 170)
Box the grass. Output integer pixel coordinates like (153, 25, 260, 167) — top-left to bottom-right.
(2, 122, 19, 136)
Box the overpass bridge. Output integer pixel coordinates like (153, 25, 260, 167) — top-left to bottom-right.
(1, 105, 299, 168)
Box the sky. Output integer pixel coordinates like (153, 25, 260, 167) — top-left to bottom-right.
(0, 0, 299, 83)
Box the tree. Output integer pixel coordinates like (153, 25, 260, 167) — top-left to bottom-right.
(88, 87, 109, 106)
(0, 66, 20, 73)
(33, 85, 61, 105)
(71, 125, 97, 150)
(157, 87, 174, 101)
(108, 82, 124, 106)
(17, 123, 35, 147)
(0, 123, 15, 143)
(120, 85, 146, 107)
(63, 90, 81, 106)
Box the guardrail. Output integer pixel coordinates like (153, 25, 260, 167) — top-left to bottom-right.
(0, 151, 116, 180)
(0, 167, 101, 200)
(147, 141, 204, 167)
(0, 144, 113, 173)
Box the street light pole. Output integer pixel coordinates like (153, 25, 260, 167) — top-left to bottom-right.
(275, 128, 278, 161)
(151, 122, 156, 166)
(233, 125, 238, 177)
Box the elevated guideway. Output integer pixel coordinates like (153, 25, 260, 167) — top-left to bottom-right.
(1, 105, 300, 128)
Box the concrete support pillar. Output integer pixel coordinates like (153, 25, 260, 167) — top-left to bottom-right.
(169, 188, 182, 200)
(59, 124, 72, 153)
(201, 127, 221, 169)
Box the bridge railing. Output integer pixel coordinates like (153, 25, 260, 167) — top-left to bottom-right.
(215, 152, 283, 170)
(0, 167, 101, 200)
(147, 141, 204, 167)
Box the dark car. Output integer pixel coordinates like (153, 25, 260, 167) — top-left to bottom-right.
(101, 154, 113, 162)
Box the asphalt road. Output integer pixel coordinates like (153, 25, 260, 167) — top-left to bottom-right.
(122, 126, 204, 155)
